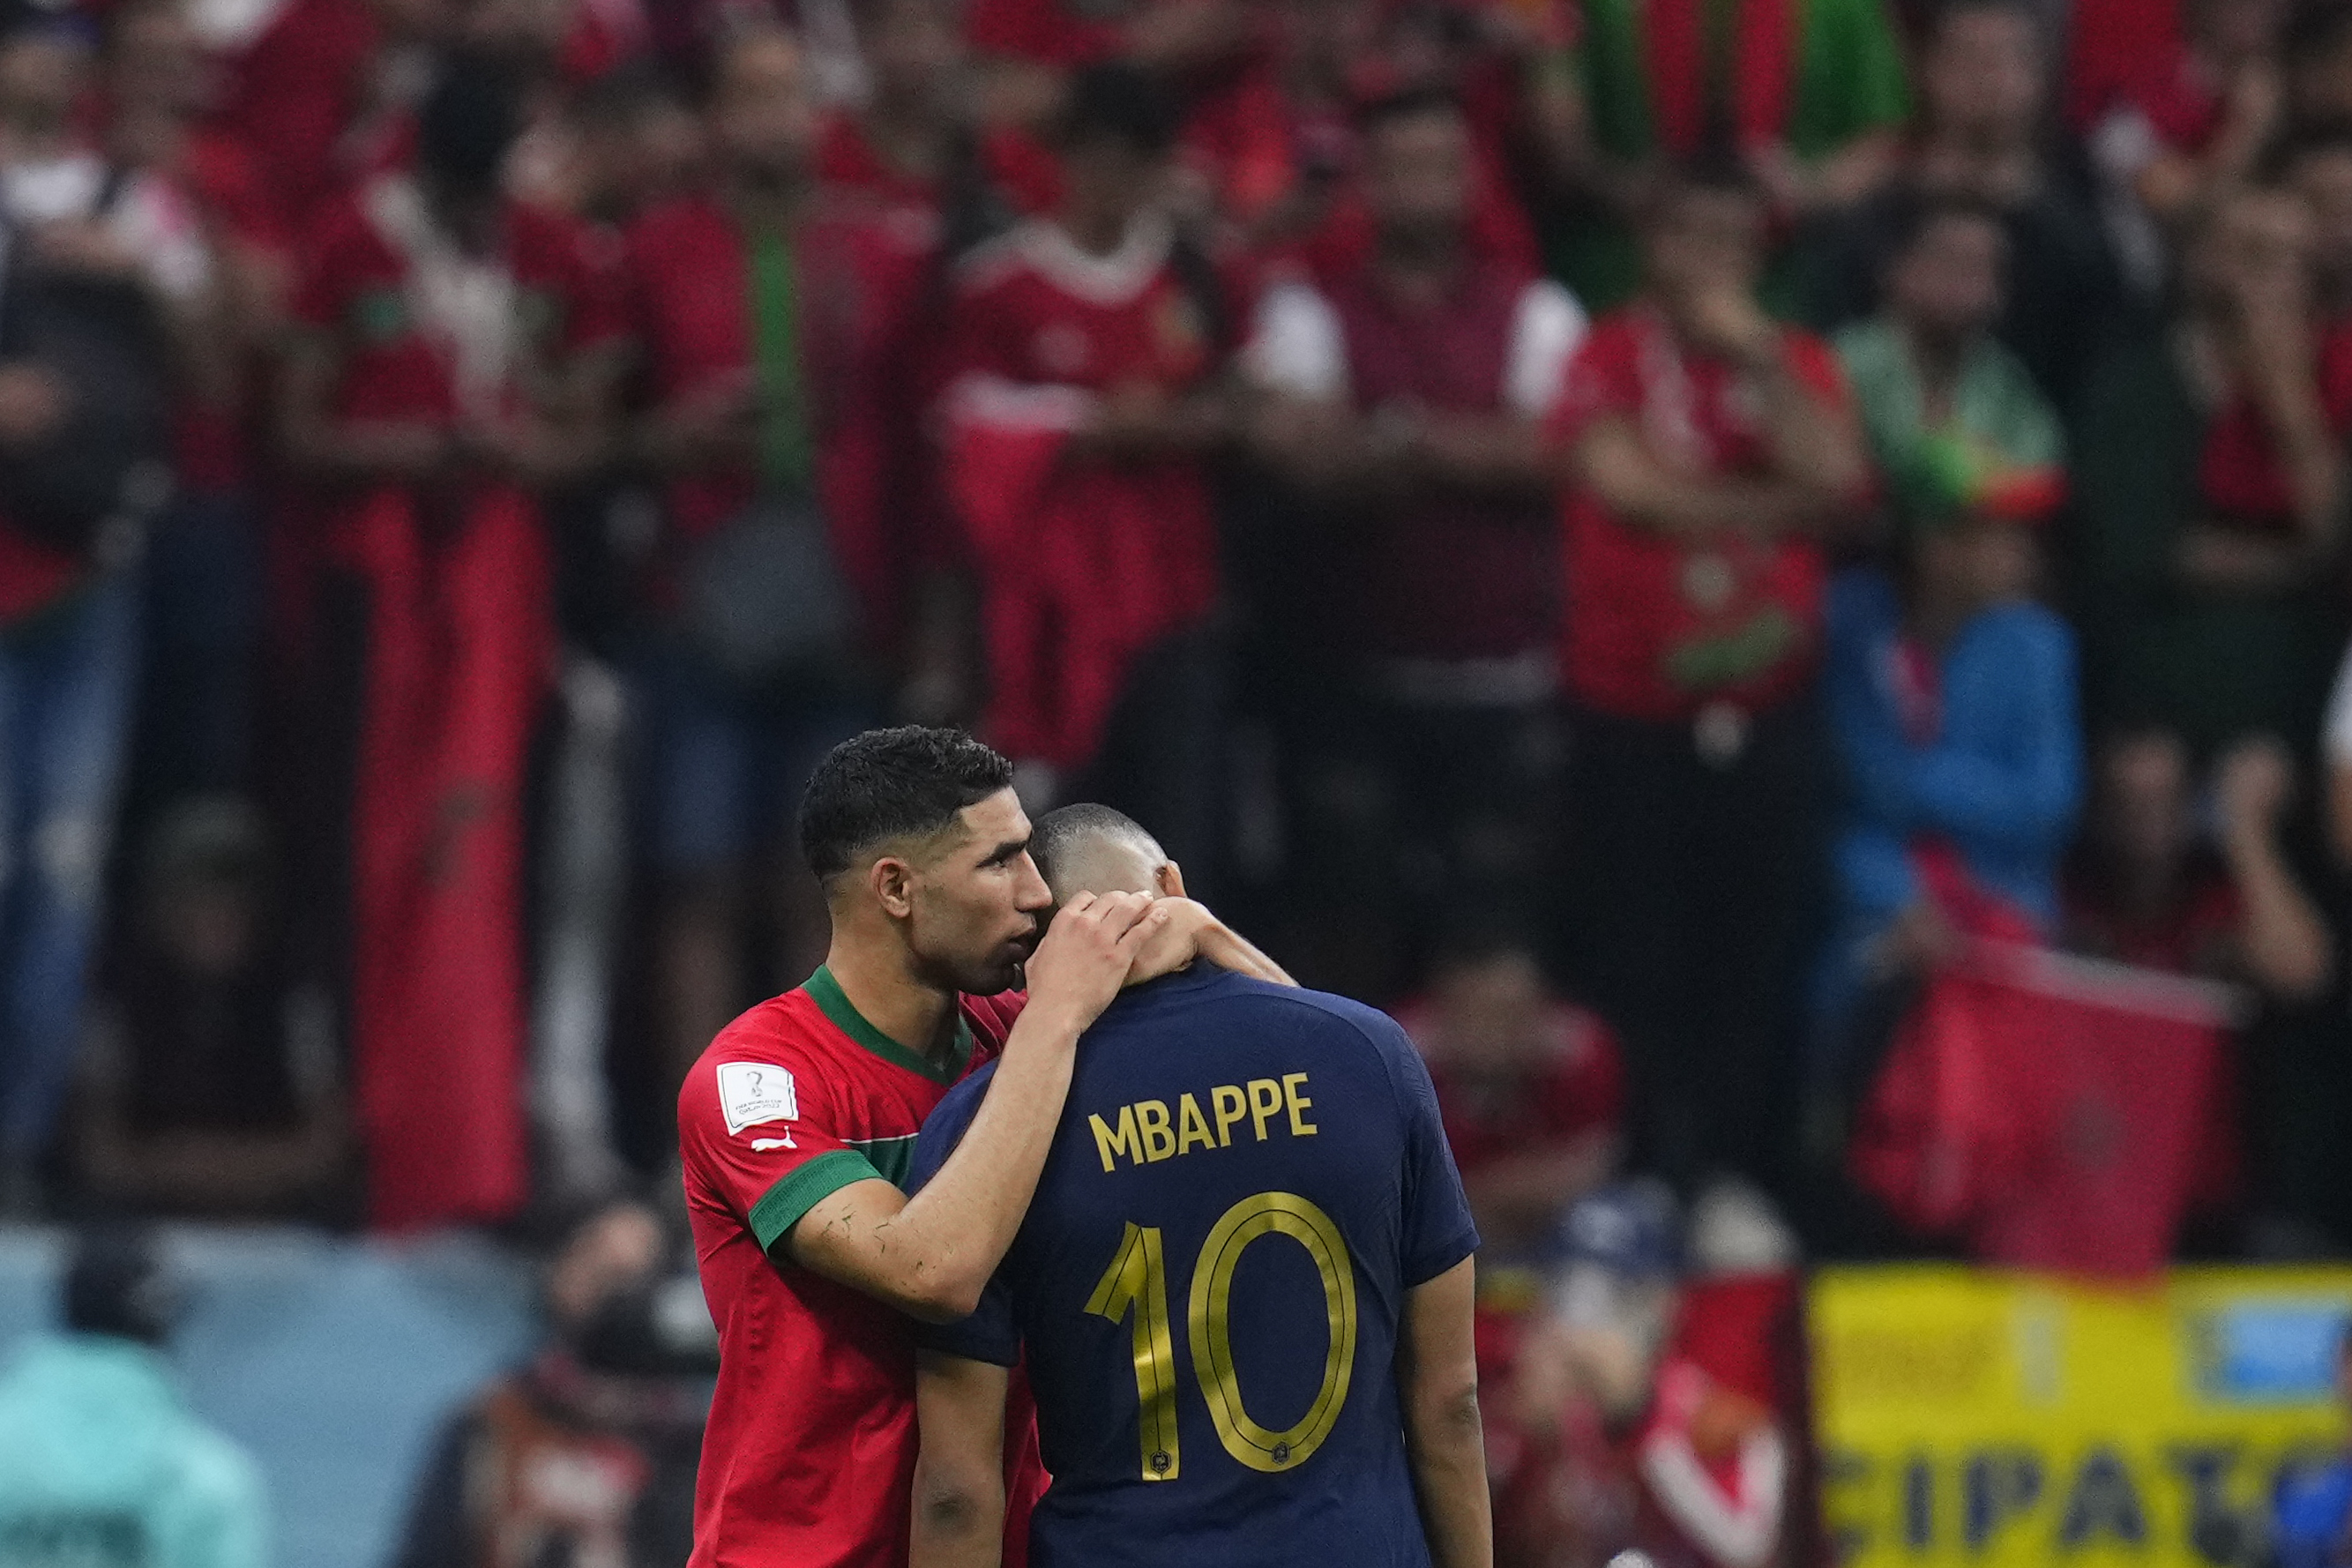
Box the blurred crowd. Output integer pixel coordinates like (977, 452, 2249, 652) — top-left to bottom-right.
(4, 0, 2352, 1534)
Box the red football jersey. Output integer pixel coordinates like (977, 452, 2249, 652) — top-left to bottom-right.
(679, 970, 1039, 1568)
(1548, 307, 1847, 722)
(623, 194, 936, 641)
(291, 178, 625, 428)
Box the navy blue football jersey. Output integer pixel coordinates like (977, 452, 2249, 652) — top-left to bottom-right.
(909, 966, 1478, 1568)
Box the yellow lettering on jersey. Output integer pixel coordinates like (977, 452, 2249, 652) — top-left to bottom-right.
(1247, 1079, 1283, 1141)
(1211, 1085, 1246, 1147)
(1282, 1072, 1317, 1137)
(1091, 1106, 1143, 1172)
(1137, 1101, 1176, 1161)
(1090, 1075, 1319, 1171)
(1176, 1094, 1216, 1155)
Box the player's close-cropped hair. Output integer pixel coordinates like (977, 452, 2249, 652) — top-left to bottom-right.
(1027, 802, 1161, 889)
(797, 727, 1017, 879)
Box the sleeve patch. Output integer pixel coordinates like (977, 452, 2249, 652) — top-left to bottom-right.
(717, 1061, 799, 1136)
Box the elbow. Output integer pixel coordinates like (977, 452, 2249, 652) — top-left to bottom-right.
(1411, 1374, 1484, 1445)
(914, 1471, 998, 1542)
(899, 1270, 986, 1325)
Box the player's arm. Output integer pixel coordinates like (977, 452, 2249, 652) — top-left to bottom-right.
(910, 1351, 1011, 1568)
(1397, 1257, 1491, 1568)
(787, 892, 1167, 1323)
(1133, 898, 1296, 986)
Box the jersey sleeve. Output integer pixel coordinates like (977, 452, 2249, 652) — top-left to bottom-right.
(909, 1071, 1025, 1367)
(678, 1039, 888, 1254)
(1376, 1015, 1481, 1287)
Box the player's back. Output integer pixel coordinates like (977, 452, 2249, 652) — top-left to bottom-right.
(915, 965, 1477, 1568)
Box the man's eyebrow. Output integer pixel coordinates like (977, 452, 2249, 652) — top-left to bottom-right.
(980, 835, 1031, 866)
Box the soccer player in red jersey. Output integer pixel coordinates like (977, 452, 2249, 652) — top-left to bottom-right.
(677, 726, 1271, 1568)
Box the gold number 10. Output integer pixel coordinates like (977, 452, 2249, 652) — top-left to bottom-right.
(1082, 1190, 1359, 1482)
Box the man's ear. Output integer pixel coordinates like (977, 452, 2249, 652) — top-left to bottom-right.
(1156, 861, 1185, 900)
(869, 854, 919, 919)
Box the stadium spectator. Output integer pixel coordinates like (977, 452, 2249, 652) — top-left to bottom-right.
(1549, 157, 1868, 1191)
(68, 797, 351, 1221)
(1243, 86, 1583, 973)
(279, 53, 624, 1230)
(0, 1226, 267, 1568)
(2070, 185, 2350, 752)
(2086, 0, 2288, 296)
(938, 63, 1233, 882)
(0, 18, 184, 1214)
(391, 1191, 712, 1568)
(1813, 194, 2081, 1056)
(816, 0, 1058, 240)
(104, 0, 290, 823)
(966, 0, 1251, 135)
(1400, 923, 1624, 1258)
(1794, 0, 2117, 404)
(2071, 729, 2331, 997)
(1557, 0, 1910, 307)
(623, 25, 934, 1088)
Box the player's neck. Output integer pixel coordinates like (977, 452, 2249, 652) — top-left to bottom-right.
(819, 943, 963, 1064)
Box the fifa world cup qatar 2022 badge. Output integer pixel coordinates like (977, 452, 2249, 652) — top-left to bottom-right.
(718, 1062, 798, 1146)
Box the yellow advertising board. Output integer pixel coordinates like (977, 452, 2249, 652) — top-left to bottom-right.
(1811, 1266, 2352, 1566)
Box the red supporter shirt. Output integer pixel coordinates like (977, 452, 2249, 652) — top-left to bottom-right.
(2198, 324, 2352, 526)
(943, 215, 1221, 610)
(623, 194, 935, 638)
(1548, 307, 1847, 721)
(679, 970, 1038, 1568)
(292, 179, 625, 429)
(1400, 997, 1625, 1179)
(814, 112, 1064, 230)
(211, 0, 380, 230)
(966, 0, 1140, 66)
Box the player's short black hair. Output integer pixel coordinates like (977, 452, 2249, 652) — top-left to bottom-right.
(1055, 61, 1179, 157)
(1029, 802, 1161, 890)
(797, 727, 1017, 880)
(417, 52, 525, 196)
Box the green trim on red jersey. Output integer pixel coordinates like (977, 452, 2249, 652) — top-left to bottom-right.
(846, 1133, 919, 1189)
(803, 965, 974, 1085)
(749, 1147, 884, 1252)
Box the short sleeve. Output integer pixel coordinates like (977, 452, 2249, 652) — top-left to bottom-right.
(910, 1072, 1023, 1367)
(677, 1041, 885, 1254)
(1243, 280, 1348, 401)
(1504, 279, 1589, 416)
(1378, 1018, 1480, 1287)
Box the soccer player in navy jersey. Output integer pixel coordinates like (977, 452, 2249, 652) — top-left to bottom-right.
(907, 805, 1492, 1568)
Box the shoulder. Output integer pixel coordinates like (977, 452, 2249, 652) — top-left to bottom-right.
(677, 994, 839, 1126)
(169, 1420, 265, 1517)
(1204, 975, 1422, 1072)
(1830, 317, 1900, 379)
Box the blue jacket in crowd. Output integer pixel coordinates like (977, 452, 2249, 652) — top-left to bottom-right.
(0, 1333, 266, 1568)
(1824, 567, 2085, 934)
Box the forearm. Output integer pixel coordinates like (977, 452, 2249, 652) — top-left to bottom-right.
(2221, 826, 2334, 1000)
(872, 1007, 1083, 1318)
(1406, 1380, 1492, 1568)
(1410, 414, 1557, 495)
(1748, 354, 1870, 504)
(1192, 922, 1295, 986)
